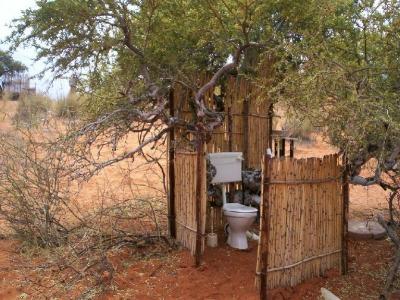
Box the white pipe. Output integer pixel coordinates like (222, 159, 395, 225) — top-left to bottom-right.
(210, 206, 214, 234)
(246, 231, 259, 241)
(221, 184, 227, 207)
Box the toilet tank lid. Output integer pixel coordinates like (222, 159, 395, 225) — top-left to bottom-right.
(223, 203, 258, 213)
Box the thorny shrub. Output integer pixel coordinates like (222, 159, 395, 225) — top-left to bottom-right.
(0, 131, 71, 246)
(0, 125, 172, 298)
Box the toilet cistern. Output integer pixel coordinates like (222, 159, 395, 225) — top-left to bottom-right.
(208, 152, 243, 207)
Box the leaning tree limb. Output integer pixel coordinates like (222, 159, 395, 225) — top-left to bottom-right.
(348, 139, 400, 188)
(377, 214, 400, 299)
(194, 42, 264, 133)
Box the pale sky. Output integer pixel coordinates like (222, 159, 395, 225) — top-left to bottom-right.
(0, 0, 69, 99)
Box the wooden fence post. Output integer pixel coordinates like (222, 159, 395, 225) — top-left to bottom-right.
(243, 98, 249, 168)
(277, 139, 281, 158)
(280, 138, 286, 157)
(168, 89, 176, 238)
(256, 151, 272, 300)
(227, 106, 233, 152)
(268, 104, 273, 149)
(195, 137, 205, 267)
(274, 139, 278, 157)
(289, 140, 295, 158)
(342, 154, 349, 275)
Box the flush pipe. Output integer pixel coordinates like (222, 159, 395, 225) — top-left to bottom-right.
(221, 184, 227, 207)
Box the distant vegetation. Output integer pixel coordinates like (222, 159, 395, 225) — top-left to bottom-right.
(8, 92, 83, 126)
(0, 50, 26, 78)
(0, 50, 27, 98)
(54, 93, 82, 119)
(283, 115, 315, 142)
(13, 93, 52, 127)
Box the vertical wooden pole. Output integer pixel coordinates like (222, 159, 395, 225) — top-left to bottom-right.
(227, 106, 233, 152)
(195, 137, 205, 267)
(258, 152, 272, 300)
(342, 154, 349, 275)
(268, 104, 273, 149)
(168, 89, 176, 238)
(276, 139, 280, 158)
(280, 138, 286, 157)
(243, 98, 249, 168)
(289, 140, 295, 158)
(274, 139, 278, 157)
(227, 106, 235, 193)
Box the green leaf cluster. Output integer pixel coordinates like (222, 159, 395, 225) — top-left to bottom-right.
(0, 50, 26, 77)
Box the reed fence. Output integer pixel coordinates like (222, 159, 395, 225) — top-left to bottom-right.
(256, 154, 344, 292)
(173, 151, 206, 255)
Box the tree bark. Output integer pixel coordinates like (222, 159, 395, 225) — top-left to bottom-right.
(377, 214, 400, 299)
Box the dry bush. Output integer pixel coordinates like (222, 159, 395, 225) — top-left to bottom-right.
(54, 93, 81, 119)
(283, 116, 315, 142)
(0, 131, 72, 246)
(0, 125, 172, 298)
(22, 179, 171, 298)
(13, 94, 52, 127)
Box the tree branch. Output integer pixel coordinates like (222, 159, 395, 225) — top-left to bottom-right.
(194, 42, 264, 131)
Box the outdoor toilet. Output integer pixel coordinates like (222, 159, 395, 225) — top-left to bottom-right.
(208, 152, 258, 250)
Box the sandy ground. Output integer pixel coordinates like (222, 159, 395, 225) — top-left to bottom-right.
(0, 99, 393, 299)
(0, 238, 395, 300)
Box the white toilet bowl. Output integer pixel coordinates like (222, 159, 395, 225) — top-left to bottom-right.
(223, 203, 258, 249)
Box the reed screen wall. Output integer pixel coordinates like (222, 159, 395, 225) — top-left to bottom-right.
(174, 151, 206, 255)
(256, 154, 343, 290)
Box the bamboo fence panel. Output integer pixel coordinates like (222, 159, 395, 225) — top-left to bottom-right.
(257, 154, 343, 290)
(174, 151, 207, 255)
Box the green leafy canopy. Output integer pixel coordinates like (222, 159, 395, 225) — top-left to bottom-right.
(7, 0, 400, 183)
(0, 50, 26, 77)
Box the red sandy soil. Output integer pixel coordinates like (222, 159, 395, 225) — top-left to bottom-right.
(0, 100, 395, 299)
(0, 238, 397, 300)
(102, 239, 397, 300)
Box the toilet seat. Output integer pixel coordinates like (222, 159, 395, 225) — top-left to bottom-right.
(223, 203, 258, 213)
